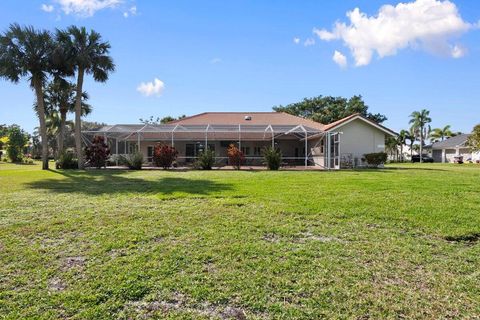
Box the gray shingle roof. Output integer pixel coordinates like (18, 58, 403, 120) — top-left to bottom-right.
(431, 134, 470, 149)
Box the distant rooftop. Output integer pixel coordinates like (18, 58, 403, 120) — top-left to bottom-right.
(168, 112, 325, 130)
(431, 134, 470, 149)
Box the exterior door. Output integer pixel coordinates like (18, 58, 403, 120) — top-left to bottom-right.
(147, 146, 154, 163)
(329, 133, 340, 169)
(185, 144, 195, 162)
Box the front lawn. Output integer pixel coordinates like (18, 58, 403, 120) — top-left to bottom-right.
(0, 162, 479, 319)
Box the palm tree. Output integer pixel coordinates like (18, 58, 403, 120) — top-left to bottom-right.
(45, 110, 62, 157)
(33, 110, 75, 158)
(0, 24, 53, 169)
(406, 127, 416, 159)
(43, 78, 91, 153)
(385, 136, 399, 161)
(397, 130, 408, 161)
(430, 125, 453, 142)
(409, 109, 432, 163)
(56, 26, 115, 169)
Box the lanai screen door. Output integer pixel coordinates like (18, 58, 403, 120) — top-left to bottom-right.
(329, 133, 341, 169)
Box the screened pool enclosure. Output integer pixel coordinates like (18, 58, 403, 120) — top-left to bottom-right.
(82, 123, 341, 169)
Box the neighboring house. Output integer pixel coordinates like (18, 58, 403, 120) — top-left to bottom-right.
(429, 134, 479, 163)
(83, 112, 397, 169)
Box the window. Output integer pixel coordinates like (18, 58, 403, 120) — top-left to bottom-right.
(254, 146, 262, 156)
(320, 139, 325, 154)
(147, 146, 154, 163)
(128, 143, 138, 154)
(241, 147, 250, 155)
(186, 143, 215, 162)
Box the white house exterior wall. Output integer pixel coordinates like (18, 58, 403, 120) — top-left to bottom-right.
(333, 119, 387, 163)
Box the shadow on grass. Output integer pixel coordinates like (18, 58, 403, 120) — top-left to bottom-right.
(383, 166, 448, 172)
(350, 167, 448, 172)
(24, 169, 233, 196)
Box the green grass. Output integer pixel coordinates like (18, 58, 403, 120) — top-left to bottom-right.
(1, 162, 479, 319)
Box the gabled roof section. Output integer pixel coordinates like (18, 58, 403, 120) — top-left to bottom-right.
(431, 134, 470, 149)
(168, 112, 325, 131)
(324, 113, 397, 136)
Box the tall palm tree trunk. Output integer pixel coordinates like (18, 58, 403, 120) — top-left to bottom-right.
(75, 69, 85, 169)
(33, 78, 49, 170)
(59, 109, 67, 154)
(420, 128, 424, 163)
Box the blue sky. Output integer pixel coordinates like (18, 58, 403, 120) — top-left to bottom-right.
(1, 0, 479, 134)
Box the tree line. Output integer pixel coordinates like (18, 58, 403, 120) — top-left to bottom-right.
(273, 95, 388, 124)
(0, 24, 114, 170)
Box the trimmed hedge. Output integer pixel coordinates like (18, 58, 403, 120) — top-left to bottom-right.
(364, 152, 388, 167)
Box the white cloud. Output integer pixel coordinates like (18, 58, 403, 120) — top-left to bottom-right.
(137, 78, 165, 97)
(41, 4, 55, 12)
(451, 44, 466, 58)
(55, 0, 122, 17)
(210, 58, 222, 64)
(124, 5, 136, 18)
(303, 38, 315, 47)
(333, 50, 347, 68)
(314, 0, 474, 66)
(293, 37, 300, 44)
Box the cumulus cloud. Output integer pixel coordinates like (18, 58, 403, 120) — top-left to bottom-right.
(55, 0, 122, 17)
(314, 0, 474, 66)
(293, 37, 300, 44)
(41, 4, 55, 12)
(303, 38, 315, 47)
(333, 51, 347, 68)
(137, 78, 165, 97)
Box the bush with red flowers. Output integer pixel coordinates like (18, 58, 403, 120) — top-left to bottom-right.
(153, 143, 178, 169)
(84, 136, 110, 169)
(227, 144, 244, 170)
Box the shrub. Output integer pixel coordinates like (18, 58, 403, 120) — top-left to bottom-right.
(195, 149, 216, 170)
(364, 152, 388, 167)
(123, 152, 143, 170)
(263, 146, 282, 170)
(23, 158, 34, 165)
(107, 154, 126, 166)
(56, 151, 78, 169)
(227, 144, 244, 170)
(6, 125, 28, 163)
(84, 136, 110, 169)
(0, 136, 8, 151)
(153, 143, 178, 169)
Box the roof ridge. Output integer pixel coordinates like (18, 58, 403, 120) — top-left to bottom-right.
(324, 113, 397, 136)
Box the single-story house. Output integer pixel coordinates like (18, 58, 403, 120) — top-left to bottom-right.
(83, 112, 397, 169)
(430, 134, 479, 163)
